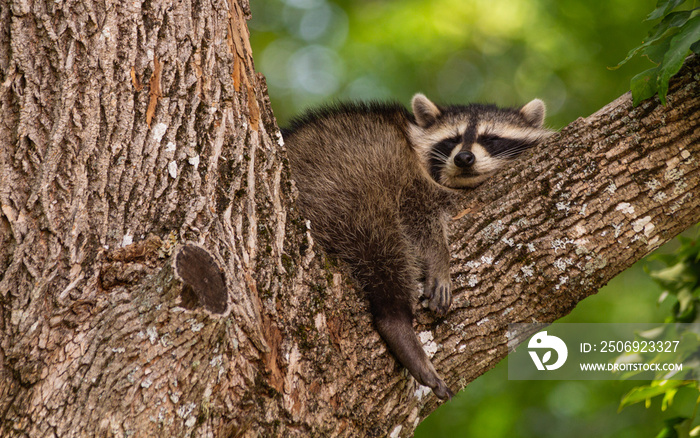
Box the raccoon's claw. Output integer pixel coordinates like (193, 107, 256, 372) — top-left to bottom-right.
(426, 277, 452, 316)
(432, 379, 454, 401)
(415, 360, 454, 400)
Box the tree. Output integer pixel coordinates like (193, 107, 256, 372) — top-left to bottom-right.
(1, 1, 698, 436)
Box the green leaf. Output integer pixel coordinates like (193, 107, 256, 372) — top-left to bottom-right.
(692, 39, 700, 54)
(674, 287, 697, 321)
(631, 66, 661, 106)
(647, 0, 689, 21)
(672, 333, 700, 367)
(644, 35, 675, 64)
(655, 417, 690, 438)
(639, 326, 667, 340)
(677, 288, 696, 313)
(619, 381, 689, 410)
(650, 262, 696, 290)
(657, 15, 700, 103)
(649, 11, 694, 42)
(661, 388, 679, 411)
(655, 425, 678, 438)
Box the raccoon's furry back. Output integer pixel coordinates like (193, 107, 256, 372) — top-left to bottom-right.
(284, 102, 448, 268)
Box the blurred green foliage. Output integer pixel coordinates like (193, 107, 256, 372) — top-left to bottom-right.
(248, 1, 698, 437)
(648, 234, 700, 325)
(250, 0, 656, 129)
(616, 232, 700, 438)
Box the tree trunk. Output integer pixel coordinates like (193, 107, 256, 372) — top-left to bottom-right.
(0, 1, 698, 436)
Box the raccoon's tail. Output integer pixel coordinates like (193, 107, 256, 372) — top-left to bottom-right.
(353, 245, 453, 400)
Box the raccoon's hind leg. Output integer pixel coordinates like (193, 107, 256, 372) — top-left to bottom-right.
(371, 298, 454, 400)
(353, 231, 453, 400)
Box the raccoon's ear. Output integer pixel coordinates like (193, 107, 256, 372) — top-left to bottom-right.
(520, 98, 546, 128)
(412, 93, 441, 128)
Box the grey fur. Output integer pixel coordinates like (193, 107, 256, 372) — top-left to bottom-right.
(283, 95, 550, 400)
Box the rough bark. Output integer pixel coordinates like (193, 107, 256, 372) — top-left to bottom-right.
(0, 1, 698, 437)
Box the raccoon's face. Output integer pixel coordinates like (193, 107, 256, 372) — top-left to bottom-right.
(408, 94, 552, 188)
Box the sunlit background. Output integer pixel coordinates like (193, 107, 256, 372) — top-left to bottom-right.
(249, 1, 699, 436)
(250, 0, 657, 128)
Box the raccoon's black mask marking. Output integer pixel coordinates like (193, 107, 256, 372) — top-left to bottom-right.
(478, 134, 540, 159)
(428, 136, 460, 182)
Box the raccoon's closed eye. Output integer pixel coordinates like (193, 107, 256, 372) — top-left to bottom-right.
(478, 134, 502, 146)
(431, 135, 462, 165)
(478, 133, 533, 157)
(442, 135, 461, 146)
(477, 134, 507, 153)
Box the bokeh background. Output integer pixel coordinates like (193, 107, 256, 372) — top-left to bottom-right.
(248, 1, 699, 436)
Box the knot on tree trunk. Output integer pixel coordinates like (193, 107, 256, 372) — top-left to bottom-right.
(173, 244, 229, 315)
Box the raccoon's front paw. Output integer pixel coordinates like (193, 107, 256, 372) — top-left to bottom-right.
(425, 276, 452, 316)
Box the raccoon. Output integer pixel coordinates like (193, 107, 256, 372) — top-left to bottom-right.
(283, 94, 550, 400)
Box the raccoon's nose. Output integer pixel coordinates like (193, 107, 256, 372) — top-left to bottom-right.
(453, 151, 475, 168)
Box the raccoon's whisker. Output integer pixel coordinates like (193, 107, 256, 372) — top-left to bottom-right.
(493, 146, 534, 159)
(493, 152, 525, 160)
(493, 151, 525, 159)
(429, 150, 449, 163)
(431, 147, 450, 158)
